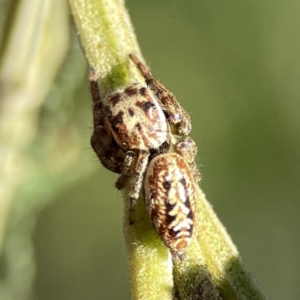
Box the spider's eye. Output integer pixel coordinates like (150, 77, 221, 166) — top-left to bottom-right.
(139, 87, 147, 95)
(142, 101, 156, 112)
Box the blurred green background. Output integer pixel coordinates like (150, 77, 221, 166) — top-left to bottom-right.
(1, 0, 300, 299)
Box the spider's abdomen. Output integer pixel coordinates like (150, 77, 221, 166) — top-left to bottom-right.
(143, 152, 197, 260)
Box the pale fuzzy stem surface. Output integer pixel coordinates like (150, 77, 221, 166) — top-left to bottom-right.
(123, 189, 174, 300)
(69, 1, 267, 299)
(69, 0, 143, 94)
(173, 187, 266, 299)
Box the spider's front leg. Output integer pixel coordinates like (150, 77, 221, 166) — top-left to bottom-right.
(115, 149, 150, 224)
(129, 54, 192, 136)
(89, 67, 104, 127)
(115, 149, 150, 206)
(91, 126, 124, 174)
(129, 150, 150, 206)
(90, 67, 123, 174)
(115, 150, 137, 190)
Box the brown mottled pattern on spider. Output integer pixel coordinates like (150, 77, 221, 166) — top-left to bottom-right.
(105, 84, 169, 151)
(143, 152, 197, 260)
(90, 55, 194, 209)
(90, 69, 171, 206)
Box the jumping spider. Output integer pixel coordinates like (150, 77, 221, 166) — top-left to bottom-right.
(90, 54, 192, 207)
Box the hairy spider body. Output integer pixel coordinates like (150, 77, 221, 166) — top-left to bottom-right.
(143, 152, 197, 260)
(90, 54, 193, 208)
(105, 84, 169, 153)
(90, 76, 170, 204)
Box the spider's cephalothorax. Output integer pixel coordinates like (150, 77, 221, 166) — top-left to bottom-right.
(90, 55, 192, 207)
(143, 150, 198, 260)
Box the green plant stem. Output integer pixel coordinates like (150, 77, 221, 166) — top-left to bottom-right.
(69, 1, 267, 299)
(69, 0, 143, 94)
(69, 0, 174, 298)
(173, 187, 265, 299)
